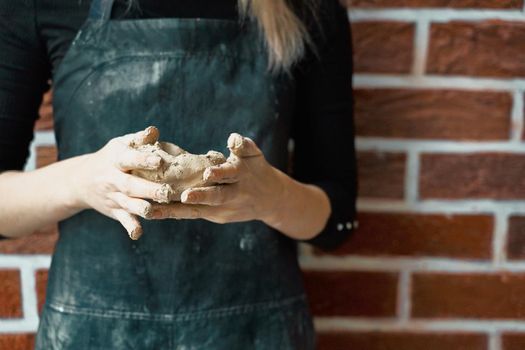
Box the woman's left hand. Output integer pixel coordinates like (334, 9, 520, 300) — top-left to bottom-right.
(150, 133, 288, 226)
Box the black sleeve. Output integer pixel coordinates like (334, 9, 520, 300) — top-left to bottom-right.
(0, 0, 50, 239)
(290, 0, 357, 250)
(0, 0, 50, 172)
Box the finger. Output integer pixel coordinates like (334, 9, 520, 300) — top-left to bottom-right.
(115, 172, 173, 203)
(111, 209, 143, 240)
(114, 147, 162, 171)
(121, 126, 160, 146)
(181, 185, 237, 206)
(227, 133, 263, 158)
(160, 141, 186, 157)
(108, 192, 153, 219)
(151, 203, 213, 220)
(133, 126, 159, 146)
(203, 162, 240, 183)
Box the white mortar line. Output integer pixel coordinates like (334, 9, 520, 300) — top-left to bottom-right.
(412, 20, 429, 76)
(348, 9, 525, 22)
(511, 89, 524, 142)
(0, 255, 52, 269)
(357, 138, 525, 153)
(315, 317, 525, 333)
(0, 320, 39, 334)
(492, 212, 510, 267)
(396, 270, 411, 323)
(19, 264, 39, 331)
(357, 199, 525, 215)
(0, 257, 50, 333)
(489, 331, 502, 350)
(300, 255, 525, 273)
(24, 130, 57, 172)
(298, 242, 314, 257)
(354, 74, 525, 91)
(404, 150, 419, 204)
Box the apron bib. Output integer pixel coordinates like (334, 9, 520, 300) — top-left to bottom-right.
(36, 0, 315, 348)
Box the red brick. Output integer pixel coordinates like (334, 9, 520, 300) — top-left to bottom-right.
(358, 151, 406, 199)
(420, 153, 525, 200)
(35, 269, 48, 314)
(0, 334, 35, 350)
(303, 271, 398, 317)
(355, 89, 512, 140)
(35, 89, 53, 131)
(318, 213, 493, 259)
(0, 270, 23, 318)
(503, 333, 525, 350)
(507, 216, 525, 260)
(427, 21, 525, 78)
(0, 225, 58, 254)
(352, 21, 414, 74)
(412, 273, 525, 319)
(36, 146, 57, 169)
(344, 0, 523, 8)
(318, 332, 488, 350)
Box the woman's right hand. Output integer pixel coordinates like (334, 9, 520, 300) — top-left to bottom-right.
(72, 126, 170, 240)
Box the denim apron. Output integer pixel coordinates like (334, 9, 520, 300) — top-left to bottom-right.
(35, 0, 315, 349)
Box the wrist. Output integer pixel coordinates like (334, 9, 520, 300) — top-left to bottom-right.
(261, 169, 332, 240)
(260, 168, 293, 229)
(61, 154, 92, 212)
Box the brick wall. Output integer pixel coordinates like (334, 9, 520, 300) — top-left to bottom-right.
(2, 1, 525, 349)
(304, 1, 525, 349)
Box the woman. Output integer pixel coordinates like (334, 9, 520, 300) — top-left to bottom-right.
(0, 0, 357, 348)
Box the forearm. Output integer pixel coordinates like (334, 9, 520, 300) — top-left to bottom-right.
(0, 155, 86, 238)
(264, 169, 331, 240)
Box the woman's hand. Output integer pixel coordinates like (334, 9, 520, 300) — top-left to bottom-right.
(72, 126, 172, 240)
(150, 133, 288, 226)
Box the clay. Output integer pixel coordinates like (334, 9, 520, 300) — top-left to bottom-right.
(131, 141, 226, 203)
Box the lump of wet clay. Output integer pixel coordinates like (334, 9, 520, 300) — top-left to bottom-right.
(131, 141, 226, 203)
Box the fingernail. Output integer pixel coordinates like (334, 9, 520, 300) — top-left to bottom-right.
(181, 191, 194, 203)
(129, 227, 143, 240)
(155, 184, 172, 204)
(141, 204, 153, 219)
(227, 133, 243, 150)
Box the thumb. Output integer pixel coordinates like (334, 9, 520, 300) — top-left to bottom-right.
(126, 126, 160, 147)
(227, 133, 262, 158)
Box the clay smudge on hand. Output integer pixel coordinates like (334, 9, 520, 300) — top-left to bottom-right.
(131, 140, 226, 203)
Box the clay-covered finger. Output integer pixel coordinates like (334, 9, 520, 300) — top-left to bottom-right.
(115, 148, 162, 171)
(133, 126, 159, 146)
(181, 185, 236, 206)
(150, 203, 211, 220)
(108, 192, 153, 219)
(115, 172, 173, 203)
(111, 209, 143, 240)
(227, 133, 262, 158)
(121, 126, 160, 146)
(203, 162, 240, 183)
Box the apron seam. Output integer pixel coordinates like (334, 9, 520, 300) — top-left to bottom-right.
(46, 294, 307, 321)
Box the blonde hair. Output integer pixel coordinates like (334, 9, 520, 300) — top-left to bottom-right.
(238, 0, 319, 74)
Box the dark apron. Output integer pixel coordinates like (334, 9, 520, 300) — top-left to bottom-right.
(35, 0, 315, 349)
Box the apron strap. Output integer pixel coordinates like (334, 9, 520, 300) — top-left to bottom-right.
(88, 0, 115, 21)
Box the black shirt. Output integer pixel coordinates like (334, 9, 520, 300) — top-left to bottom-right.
(0, 0, 357, 250)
